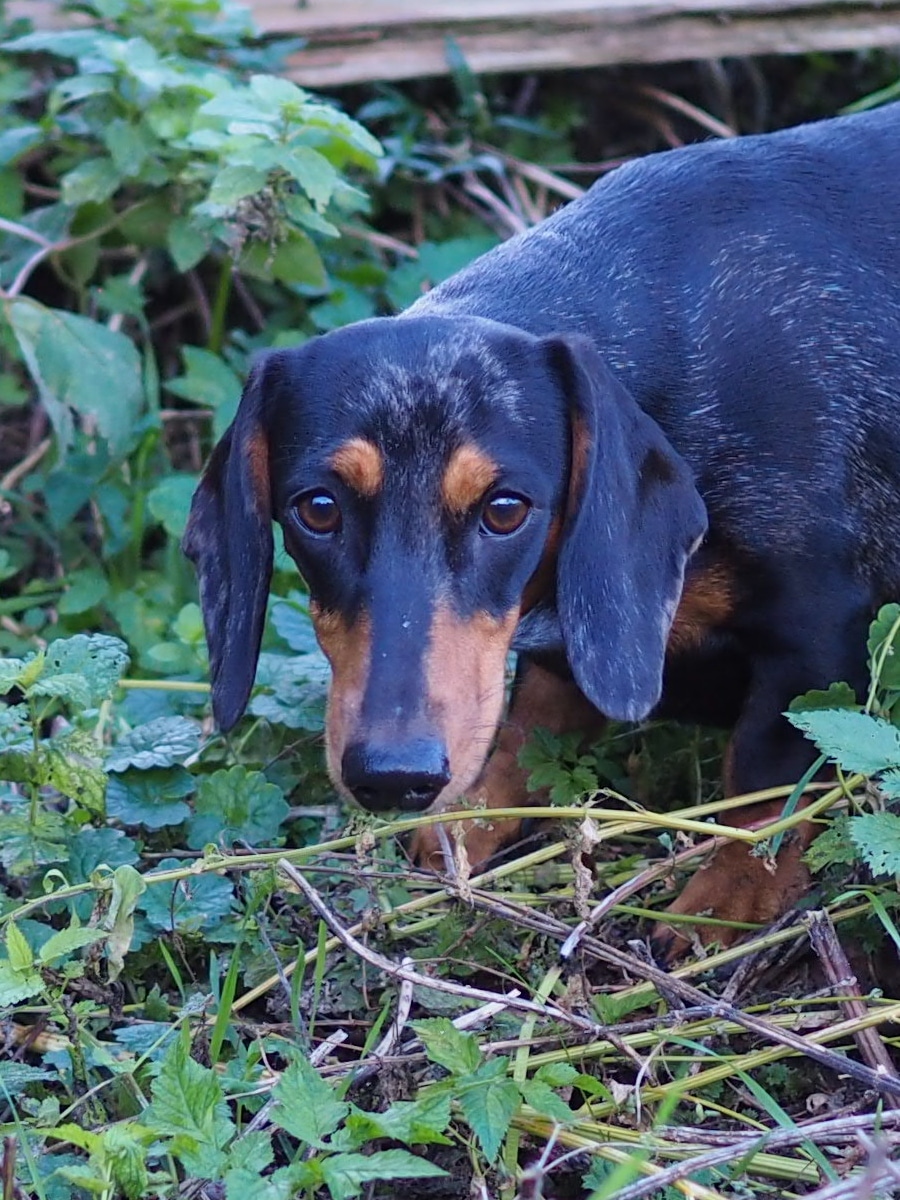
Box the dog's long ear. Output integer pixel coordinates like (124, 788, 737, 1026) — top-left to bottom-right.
(547, 336, 707, 722)
(182, 354, 279, 731)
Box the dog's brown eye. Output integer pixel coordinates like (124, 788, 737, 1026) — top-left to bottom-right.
(294, 490, 341, 535)
(481, 492, 531, 536)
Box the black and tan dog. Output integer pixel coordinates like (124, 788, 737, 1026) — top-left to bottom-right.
(185, 103, 900, 947)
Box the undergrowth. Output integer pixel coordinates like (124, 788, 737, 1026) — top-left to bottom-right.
(3, 0, 900, 1196)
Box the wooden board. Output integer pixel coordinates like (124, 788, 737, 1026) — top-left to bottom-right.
(10, 0, 900, 88)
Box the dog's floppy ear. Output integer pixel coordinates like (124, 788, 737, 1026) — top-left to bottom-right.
(182, 354, 280, 731)
(547, 336, 707, 722)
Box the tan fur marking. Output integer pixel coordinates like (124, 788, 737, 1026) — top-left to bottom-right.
(412, 659, 605, 869)
(441, 444, 499, 514)
(244, 424, 271, 504)
(310, 603, 371, 796)
(667, 562, 735, 654)
(329, 438, 384, 498)
(522, 515, 562, 613)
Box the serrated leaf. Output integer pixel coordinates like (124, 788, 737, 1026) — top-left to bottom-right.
(850, 812, 900, 877)
(413, 1018, 482, 1075)
(877, 767, 900, 800)
(106, 767, 194, 829)
(224, 1129, 273, 1175)
(140, 857, 236, 934)
(273, 1058, 348, 1149)
(101, 1123, 150, 1200)
(38, 634, 129, 707)
(6, 920, 33, 972)
(0, 960, 42, 1005)
(785, 708, 900, 776)
(167, 216, 214, 272)
(39, 925, 105, 966)
(458, 1058, 519, 1163)
(208, 163, 269, 206)
(869, 603, 900, 690)
(107, 716, 201, 772)
(534, 1062, 579, 1087)
(42, 741, 107, 816)
(282, 147, 339, 209)
(0, 1061, 55, 1094)
(519, 1079, 574, 1123)
(166, 347, 242, 411)
(147, 474, 198, 539)
(145, 1038, 235, 1168)
(320, 1150, 446, 1200)
(346, 1092, 452, 1147)
(188, 766, 288, 849)
(805, 815, 858, 872)
(9, 299, 144, 454)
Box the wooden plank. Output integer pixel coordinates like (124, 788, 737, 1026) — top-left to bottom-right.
(9, 0, 900, 88)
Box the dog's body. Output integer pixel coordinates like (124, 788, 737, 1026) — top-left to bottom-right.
(186, 104, 900, 945)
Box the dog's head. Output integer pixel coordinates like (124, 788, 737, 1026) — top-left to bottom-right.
(184, 315, 706, 813)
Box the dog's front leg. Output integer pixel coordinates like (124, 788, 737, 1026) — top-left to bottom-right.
(410, 659, 604, 871)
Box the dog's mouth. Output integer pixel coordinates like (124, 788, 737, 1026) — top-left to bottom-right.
(312, 601, 520, 814)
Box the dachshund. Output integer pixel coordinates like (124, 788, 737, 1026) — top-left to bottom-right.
(184, 103, 900, 950)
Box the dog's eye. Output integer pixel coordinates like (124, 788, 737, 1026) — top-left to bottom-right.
(294, 490, 341, 536)
(481, 492, 531, 536)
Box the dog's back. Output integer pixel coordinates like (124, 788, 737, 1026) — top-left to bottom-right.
(409, 104, 900, 585)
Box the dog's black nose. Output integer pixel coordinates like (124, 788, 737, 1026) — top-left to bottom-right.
(342, 740, 450, 812)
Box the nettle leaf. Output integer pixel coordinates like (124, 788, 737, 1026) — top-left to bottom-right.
(458, 1057, 519, 1164)
(273, 1057, 348, 1149)
(6, 920, 33, 972)
(42, 738, 107, 816)
(805, 815, 858, 872)
(140, 858, 236, 934)
(0, 960, 43, 1006)
(39, 925, 105, 967)
(281, 147, 339, 209)
(9, 299, 144, 454)
(518, 1079, 574, 1123)
(849, 812, 900, 877)
(346, 1093, 452, 1147)
(320, 1151, 446, 1200)
(166, 346, 243, 412)
(877, 768, 900, 800)
(785, 708, 900, 776)
(535, 1062, 579, 1088)
(0, 1061, 55, 1095)
(187, 766, 289, 849)
(145, 1037, 235, 1176)
(167, 216, 214, 273)
(413, 1018, 482, 1076)
(207, 163, 269, 206)
(107, 716, 201, 772)
(107, 767, 194, 829)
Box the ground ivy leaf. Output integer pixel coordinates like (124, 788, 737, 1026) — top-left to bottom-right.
(413, 1018, 482, 1076)
(273, 1058, 348, 1149)
(140, 857, 236, 934)
(187, 765, 289, 849)
(849, 811, 900, 877)
(106, 767, 194, 829)
(107, 716, 201, 772)
(785, 708, 900, 776)
(458, 1058, 519, 1164)
(320, 1150, 446, 1200)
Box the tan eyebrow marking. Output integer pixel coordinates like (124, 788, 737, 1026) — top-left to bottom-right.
(441, 444, 499, 514)
(329, 438, 384, 497)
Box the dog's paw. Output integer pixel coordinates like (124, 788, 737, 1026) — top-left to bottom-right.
(651, 837, 810, 961)
(409, 815, 524, 874)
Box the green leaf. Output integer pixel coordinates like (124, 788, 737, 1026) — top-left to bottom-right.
(107, 716, 201, 772)
(61, 157, 123, 206)
(320, 1151, 446, 1199)
(869, 603, 900, 690)
(187, 766, 288, 849)
(785, 708, 900, 776)
(101, 1123, 150, 1200)
(519, 1079, 574, 1123)
(281, 147, 339, 209)
(106, 767, 194, 829)
(167, 216, 214, 272)
(346, 1092, 452, 1146)
(534, 1063, 579, 1088)
(224, 1130, 273, 1175)
(39, 925, 105, 967)
(805, 815, 858, 872)
(271, 230, 327, 288)
(140, 858, 236, 933)
(0, 1061, 55, 1095)
(145, 1037, 235, 1174)
(849, 812, 900, 877)
(788, 681, 858, 712)
(273, 1057, 348, 1149)
(413, 1018, 482, 1075)
(57, 568, 110, 616)
(166, 347, 243, 412)
(147, 474, 199, 539)
(6, 920, 33, 972)
(9, 299, 144, 454)
(105, 864, 147, 981)
(42, 738, 107, 816)
(458, 1057, 519, 1164)
(208, 163, 269, 206)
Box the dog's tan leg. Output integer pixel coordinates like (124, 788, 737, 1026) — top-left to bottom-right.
(410, 660, 603, 871)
